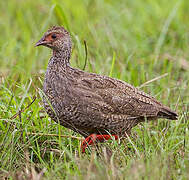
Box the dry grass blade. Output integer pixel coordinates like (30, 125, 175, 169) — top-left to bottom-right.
(82, 40, 88, 70)
(27, 132, 84, 141)
(138, 73, 168, 88)
(10, 96, 36, 120)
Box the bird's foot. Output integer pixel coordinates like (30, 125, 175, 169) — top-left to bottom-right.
(81, 134, 118, 153)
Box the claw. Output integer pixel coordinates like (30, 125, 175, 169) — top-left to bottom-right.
(81, 134, 118, 153)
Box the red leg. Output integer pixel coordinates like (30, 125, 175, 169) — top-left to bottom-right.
(81, 134, 118, 153)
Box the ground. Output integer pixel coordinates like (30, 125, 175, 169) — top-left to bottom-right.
(0, 0, 189, 179)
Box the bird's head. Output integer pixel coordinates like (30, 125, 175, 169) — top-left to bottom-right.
(35, 26, 72, 52)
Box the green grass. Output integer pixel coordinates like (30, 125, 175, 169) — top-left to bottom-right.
(0, 0, 189, 179)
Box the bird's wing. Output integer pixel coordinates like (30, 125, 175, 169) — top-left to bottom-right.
(73, 73, 161, 118)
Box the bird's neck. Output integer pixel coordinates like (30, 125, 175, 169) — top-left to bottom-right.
(51, 48, 71, 68)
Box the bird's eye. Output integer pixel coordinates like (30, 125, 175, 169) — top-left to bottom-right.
(51, 34, 57, 39)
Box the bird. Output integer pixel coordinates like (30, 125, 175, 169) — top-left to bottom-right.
(35, 26, 178, 153)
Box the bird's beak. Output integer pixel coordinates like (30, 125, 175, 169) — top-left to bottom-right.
(35, 36, 47, 47)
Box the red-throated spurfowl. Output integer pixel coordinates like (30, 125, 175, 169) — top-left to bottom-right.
(35, 26, 178, 153)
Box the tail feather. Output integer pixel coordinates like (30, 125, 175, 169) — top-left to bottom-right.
(158, 106, 178, 120)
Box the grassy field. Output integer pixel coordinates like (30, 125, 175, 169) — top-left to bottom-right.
(0, 0, 189, 179)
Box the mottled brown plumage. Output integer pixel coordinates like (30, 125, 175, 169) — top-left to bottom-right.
(36, 26, 177, 148)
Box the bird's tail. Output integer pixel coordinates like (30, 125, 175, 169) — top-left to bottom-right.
(158, 106, 178, 120)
